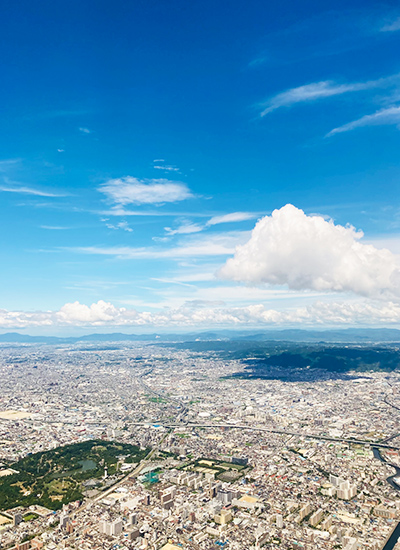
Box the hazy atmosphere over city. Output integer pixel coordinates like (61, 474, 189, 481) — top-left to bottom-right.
(1, 0, 400, 333)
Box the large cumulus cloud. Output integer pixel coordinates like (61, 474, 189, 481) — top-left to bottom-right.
(219, 204, 400, 299)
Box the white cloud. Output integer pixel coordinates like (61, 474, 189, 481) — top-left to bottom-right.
(41, 225, 71, 230)
(79, 127, 91, 134)
(99, 177, 193, 205)
(0, 158, 22, 171)
(70, 231, 248, 260)
(181, 285, 323, 304)
(165, 272, 216, 283)
(73, 242, 235, 259)
(57, 301, 128, 324)
(207, 212, 257, 226)
(101, 207, 170, 217)
(1, 299, 400, 328)
(0, 185, 66, 197)
(367, 236, 400, 255)
(326, 106, 400, 136)
(381, 17, 400, 32)
(260, 76, 395, 116)
(154, 164, 180, 172)
(105, 221, 133, 232)
(161, 212, 257, 237)
(164, 222, 204, 236)
(219, 204, 400, 299)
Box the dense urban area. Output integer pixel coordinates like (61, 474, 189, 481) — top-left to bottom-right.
(1, 338, 400, 550)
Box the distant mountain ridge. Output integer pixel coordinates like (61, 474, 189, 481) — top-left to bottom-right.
(0, 328, 400, 344)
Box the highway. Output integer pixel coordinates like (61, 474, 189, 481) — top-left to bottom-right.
(137, 367, 189, 422)
(380, 394, 400, 444)
(77, 368, 187, 512)
(124, 419, 400, 450)
(150, 422, 400, 450)
(76, 429, 171, 514)
(135, 371, 400, 449)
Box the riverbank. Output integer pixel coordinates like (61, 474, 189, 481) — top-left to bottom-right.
(373, 447, 400, 550)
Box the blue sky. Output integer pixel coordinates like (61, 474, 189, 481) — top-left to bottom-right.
(1, 0, 400, 332)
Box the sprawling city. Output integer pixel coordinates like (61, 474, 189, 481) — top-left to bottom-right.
(1, 337, 400, 550)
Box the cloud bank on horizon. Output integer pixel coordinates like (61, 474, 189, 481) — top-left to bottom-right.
(1, 298, 400, 328)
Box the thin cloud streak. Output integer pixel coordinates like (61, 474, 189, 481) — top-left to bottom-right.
(101, 207, 262, 221)
(260, 74, 399, 116)
(67, 231, 249, 260)
(164, 222, 204, 236)
(101, 208, 210, 217)
(0, 185, 67, 197)
(154, 165, 180, 172)
(381, 17, 400, 32)
(207, 212, 257, 225)
(163, 212, 259, 237)
(71, 243, 236, 259)
(326, 106, 400, 136)
(40, 225, 71, 230)
(0, 158, 22, 171)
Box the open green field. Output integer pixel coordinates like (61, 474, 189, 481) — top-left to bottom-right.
(0, 440, 148, 511)
(184, 457, 250, 482)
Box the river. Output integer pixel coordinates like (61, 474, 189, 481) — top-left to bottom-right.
(373, 447, 400, 550)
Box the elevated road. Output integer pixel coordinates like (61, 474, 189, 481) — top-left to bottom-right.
(154, 422, 400, 450)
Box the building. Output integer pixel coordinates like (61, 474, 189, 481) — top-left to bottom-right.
(214, 509, 232, 525)
(13, 513, 23, 527)
(309, 509, 323, 527)
(99, 518, 123, 536)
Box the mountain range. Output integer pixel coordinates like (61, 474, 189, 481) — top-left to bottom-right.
(0, 328, 400, 344)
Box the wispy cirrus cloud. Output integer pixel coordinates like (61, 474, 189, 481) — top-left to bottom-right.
(259, 75, 398, 116)
(99, 176, 193, 206)
(40, 225, 71, 230)
(0, 158, 22, 171)
(326, 105, 400, 136)
(164, 221, 204, 236)
(154, 164, 180, 172)
(152, 159, 180, 172)
(104, 220, 133, 232)
(71, 242, 235, 260)
(380, 17, 400, 32)
(0, 185, 67, 198)
(101, 207, 260, 224)
(163, 212, 259, 237)
(68, 231, 248, 260)
(206, 212, 257, 226)
(249, 9, 398, 69)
